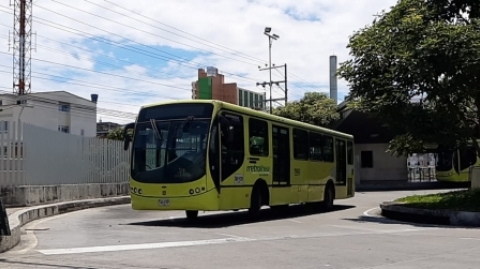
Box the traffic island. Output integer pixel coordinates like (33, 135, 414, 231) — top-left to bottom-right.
(380, 189, 480, 227)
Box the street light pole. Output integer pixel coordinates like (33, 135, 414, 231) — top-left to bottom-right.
(268, 35, 272, 114)
(263, 27, 279, 114)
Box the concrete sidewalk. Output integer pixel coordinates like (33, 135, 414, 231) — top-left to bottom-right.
(0, 196, 131, 253)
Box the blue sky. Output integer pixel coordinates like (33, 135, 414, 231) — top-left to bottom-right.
(0, 0, 398, 123)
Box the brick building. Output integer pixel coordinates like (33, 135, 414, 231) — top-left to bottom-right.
(192, 67, 266, 111)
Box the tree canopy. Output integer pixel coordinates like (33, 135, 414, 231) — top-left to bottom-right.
(338, 0, 480, 156)
(273, 92, 339, 127)
(107, 127, 130, 141)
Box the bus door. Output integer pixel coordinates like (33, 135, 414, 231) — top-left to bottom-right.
(209, 112, 245, 193)
(272, 125, 290, 186)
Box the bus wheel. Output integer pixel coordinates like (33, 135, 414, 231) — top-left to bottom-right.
(248, 186, 262, 218)
(185, 210, 198, 220)
(321, 184, 334, 211)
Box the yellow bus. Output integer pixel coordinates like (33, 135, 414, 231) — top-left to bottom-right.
(123, 100, 355, 219)
(435, 143, 479, 182)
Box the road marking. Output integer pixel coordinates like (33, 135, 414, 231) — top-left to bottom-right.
(288, 219, 302, 223)
(460, 237, 480, 241)
(363, 207, 379, 217)
(38, 237, 254, 255)
(37, 227, 435, 256)
(217, 233, 250, 240)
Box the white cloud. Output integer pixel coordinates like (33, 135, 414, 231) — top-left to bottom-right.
(0, 0, 397, 124)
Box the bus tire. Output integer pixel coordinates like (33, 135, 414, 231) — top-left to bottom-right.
(248, 185, 262, 218)
(321, 182, 335, 211)
(185, 210, 198, 220)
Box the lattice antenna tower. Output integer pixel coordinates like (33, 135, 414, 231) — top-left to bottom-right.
(12, 0, 33, 95)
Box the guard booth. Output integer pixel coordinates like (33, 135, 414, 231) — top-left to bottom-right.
(0, 199, 11, 236)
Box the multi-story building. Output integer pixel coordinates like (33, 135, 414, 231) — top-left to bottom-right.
(192, 67, 266, 111)
(0, 91, 97, 137)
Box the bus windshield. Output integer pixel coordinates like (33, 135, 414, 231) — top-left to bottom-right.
(131, 103, 213, 183)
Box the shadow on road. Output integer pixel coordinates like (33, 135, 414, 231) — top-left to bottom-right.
(343, 214, 478, 230)
(0, 259, 98, 269)
(127, 204, 355, 228)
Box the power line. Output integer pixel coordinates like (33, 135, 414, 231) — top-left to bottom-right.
(39, 1, 259, 66)
(0, 6, 265, 85)
(0, 51, 193, 91)
(101, 0, 266, 64)
(0, 63, 186, 100)
(0, 87, 137, 120)
(0, 4, 318, 98)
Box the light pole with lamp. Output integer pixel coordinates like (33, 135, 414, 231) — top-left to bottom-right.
(263, 27, 279, 114)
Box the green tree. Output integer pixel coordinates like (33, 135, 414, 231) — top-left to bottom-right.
(273, 92, 339, 127)
(338, 0, 480, 156)
(107, 127, 131, 141)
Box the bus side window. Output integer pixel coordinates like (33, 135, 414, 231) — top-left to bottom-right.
(293, 128, 309, 160)
(322, 135, 334, 162)
(249, 118, 269, 157)
(309, 132, 323, 161)
(347, 141, 354, 165)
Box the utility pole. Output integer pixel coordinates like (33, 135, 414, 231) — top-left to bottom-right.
(12, 0, 33, 96)
(257, 63, 288, 112)
(260, 27, 282, 114)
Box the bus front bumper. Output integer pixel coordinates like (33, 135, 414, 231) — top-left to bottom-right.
(130, 189, 219, 211)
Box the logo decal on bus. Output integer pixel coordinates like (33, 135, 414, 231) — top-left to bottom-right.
(246, 165, 270, 174)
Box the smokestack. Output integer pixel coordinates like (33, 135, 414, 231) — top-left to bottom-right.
(91, 94, 98, 104)
(329, 55, 338, 104)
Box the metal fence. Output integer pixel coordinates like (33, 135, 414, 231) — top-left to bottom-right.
(0, 121, 130, 188)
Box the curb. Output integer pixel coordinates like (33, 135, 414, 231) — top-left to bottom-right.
(380, 201, 480, 227)
(0, 196, 131, 253)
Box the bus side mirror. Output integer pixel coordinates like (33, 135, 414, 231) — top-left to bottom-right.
(123, 122, 135, 151)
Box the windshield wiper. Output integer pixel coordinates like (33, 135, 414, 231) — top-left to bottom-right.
(175, 116, 195, 139)
(150, 119, 163, 141)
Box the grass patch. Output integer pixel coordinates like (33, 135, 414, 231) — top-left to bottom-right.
(395, 189, 480, 212)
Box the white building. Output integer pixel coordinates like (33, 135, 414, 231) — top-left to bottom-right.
(0, 91, 97, 137)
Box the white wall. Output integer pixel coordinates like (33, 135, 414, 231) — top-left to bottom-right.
(355, 143, 408, 182)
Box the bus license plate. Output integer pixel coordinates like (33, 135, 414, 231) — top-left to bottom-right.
(158, 199, 170, 207)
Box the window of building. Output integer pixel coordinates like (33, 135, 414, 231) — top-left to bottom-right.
(244, 91, 249, 107)
(259, 95, 263, 108)
(59, 102, 70, 112)
(293, 128, 309, 160)
(254, 94, 259, 108)
(323, 135, 334, 162)
(249, 92, 254, 108)
(81, 129, 85, 136)
(58, 125, 70, 133)
(347, 141, 354, 165)
(238, 89, 243, 106)
(309, 132, 323, 161)
(0, 121, 8, 133)
(248, 118, 269, 156)
(361, 150, 373, 168)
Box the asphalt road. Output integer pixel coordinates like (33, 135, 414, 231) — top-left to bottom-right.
(2, 189, 480, 269)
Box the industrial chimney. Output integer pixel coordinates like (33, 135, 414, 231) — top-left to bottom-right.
(329, 55, 338, 104)
(91, 94, 98, 104)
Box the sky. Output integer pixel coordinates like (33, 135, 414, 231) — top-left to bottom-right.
(0, 0, 398, 124)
